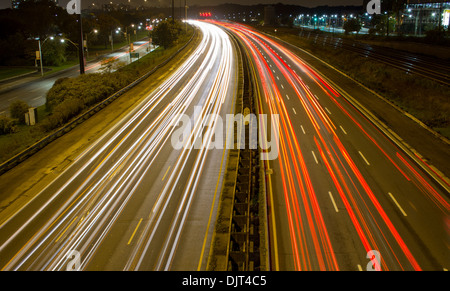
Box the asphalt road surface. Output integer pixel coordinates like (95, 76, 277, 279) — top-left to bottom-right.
(0, 21, 238, 271)
(0, 39, 154, 116)
(219, 21, 449, 271)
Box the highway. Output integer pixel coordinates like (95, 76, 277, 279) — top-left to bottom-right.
(218, 22, 450, 271)
(0, 21, 238, 271)
(0, 39, 154, 116)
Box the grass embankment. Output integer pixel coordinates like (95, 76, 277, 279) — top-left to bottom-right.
(0, 27, 194, 165)
(0, 67, 36, 81)
(258, 26, 450, 140)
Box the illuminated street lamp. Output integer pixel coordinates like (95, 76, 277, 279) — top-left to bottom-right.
(36, 36, 54, 77)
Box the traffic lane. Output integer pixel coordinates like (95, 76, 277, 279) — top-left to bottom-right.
(239, 35, 342, 270)
(0, 21, 234, 271)
(169, 50, 238, 271)
(263, 34, 449, 270)
(0, 40, 152, 115)
(265, 77, 369, 271)
(0, 37, 188, 270)
(279, 54, 450, 270)
(123, 24, 236, 271)
(236, 24, 446, 272)
(0, 87, 175, 270)
(84, 60, 236, 270)
(242, 31, 369, 270)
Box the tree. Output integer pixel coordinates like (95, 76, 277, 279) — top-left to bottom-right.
(343, 18, 362, 35)
(382, 0, 407, 33)
(0, 0, 68, 65)
(16, 0, 64, 40)
(152, 20, 182, 49)
(370, 14, 395, 36)
(95, 13, 122, 49)
(42, 39, 67, 66)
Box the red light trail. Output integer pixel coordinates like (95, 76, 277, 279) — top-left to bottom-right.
(215, 21, 448, 271)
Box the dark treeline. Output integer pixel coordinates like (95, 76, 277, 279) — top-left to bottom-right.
(0, 0, 163, 66)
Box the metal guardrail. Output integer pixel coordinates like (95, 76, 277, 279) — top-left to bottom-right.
(0, 29, 196, 176)
(225, 33, 262, 271)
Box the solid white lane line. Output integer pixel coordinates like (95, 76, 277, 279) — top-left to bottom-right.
(359, 151, 370, 166)
(388, 192, 407, 216)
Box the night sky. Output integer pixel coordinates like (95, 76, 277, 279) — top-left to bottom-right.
(0, 0, 364, 10)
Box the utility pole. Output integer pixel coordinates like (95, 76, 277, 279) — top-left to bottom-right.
(172, 0, 175, 22)
(185, 0, 188, 32)
(38, 39, 44, 77)
(78, 14, 85, 74)
(66, 0, 84, 74)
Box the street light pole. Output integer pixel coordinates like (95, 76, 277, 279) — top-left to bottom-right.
(172, 0, 175, 22)
(185, 0, 188, 32)
(38, 39, 44, 77)
(78, 14, 85, 74)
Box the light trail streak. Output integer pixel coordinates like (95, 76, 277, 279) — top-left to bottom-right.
(218, 21, 447, 271)
(0, 21, 236, 271)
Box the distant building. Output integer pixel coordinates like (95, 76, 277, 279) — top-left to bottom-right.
(402, 0, 450, 34)
(11, 0, 21, 9)
(11, 0, 59, 9)
(264, 5, 276, 26)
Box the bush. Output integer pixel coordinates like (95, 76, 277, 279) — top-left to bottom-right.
(39, 98, 84, 132)
(425, 28, 447, 44)
(0, 116, 17, 135)
(44, 71, 134, 131)
(9, 100, 29, 124)
(343, 18, 362, 35)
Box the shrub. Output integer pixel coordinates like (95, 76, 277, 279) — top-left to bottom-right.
(9, 100, 29, 124)
(0, 116, 17, 135)
(39, 98, 84, 132)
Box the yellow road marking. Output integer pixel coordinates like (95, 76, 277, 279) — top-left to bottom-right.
(162, 166, 171, 181)
(127, 218, 143, 245)
(55, 216, 78, 243)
